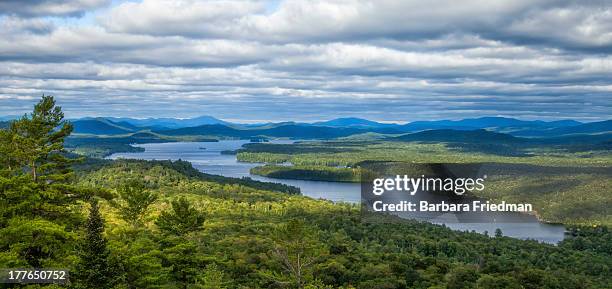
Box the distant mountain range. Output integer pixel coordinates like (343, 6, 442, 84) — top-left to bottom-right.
(101, 115, 230, 129)
(312, 117, 396, 128)
(62, 116, 612, 138)
(71, 118, 136, 135)
(1, 115, 610, 140)
(146, 116, 609, 139)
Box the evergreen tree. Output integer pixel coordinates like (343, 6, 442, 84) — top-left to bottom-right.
(156, 197, 205, 235)
(75, 199, 116, 289)
(112, 179, 158, 226)
(268, 219, 326, 289)
(0, 128, 18, 171)
(0, 95, 86, 267)
(193, 263, 227, 289)
(8, 95, 75, 182)
(495, 228, 503, 238)
(162, 240, 203, 289)
(0, 95, 85, 222)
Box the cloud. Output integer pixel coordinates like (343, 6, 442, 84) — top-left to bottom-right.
(0, 16, 55, 35)
(0, 0, 610, 121)
(99, 0, 612, 52)
(0, 0, 110, 17)
(102, 0, 265, 38)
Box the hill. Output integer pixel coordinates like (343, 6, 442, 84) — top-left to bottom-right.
(313, 117, 393, 128)
(391, 129, 525, 143)
(72, 118, 136, 135)
(75, 159, 611, 289)
(107, 115, 230, 129)
(31, 115, 611, 139)
(155, 123, 368, 139)
(514, 120, 612, 137)
(401, 117, 584, 134)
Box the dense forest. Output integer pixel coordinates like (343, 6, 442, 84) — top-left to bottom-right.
(0, 96, 611, 288)
(238, 141, 611, 226)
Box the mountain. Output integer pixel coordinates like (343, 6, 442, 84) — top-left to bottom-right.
(390, 128, 611, 154)
(314, 117, 394, 128)
(155, 124, 367, 139)
(392, 129, 525, 143)
(47, 115, 610, 138)
(402, 117, 580, 131)
(239, 121, 299, 129)
(105, 115, 230, 129)
(400, 117, 590, 137)
(451, 117, 580, 128)
(547, 119, 583, 127)
(72, 118, 136, 135)
(109, 120, 141, 131)
(0, 115, 19, 121)
(513, 120, 611, 137)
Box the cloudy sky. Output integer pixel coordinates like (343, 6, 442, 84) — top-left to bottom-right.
(0, 0, 611, 122)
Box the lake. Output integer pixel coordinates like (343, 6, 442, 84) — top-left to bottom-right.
(108, 140, 566, 244)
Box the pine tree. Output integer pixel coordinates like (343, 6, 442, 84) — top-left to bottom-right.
(0, 95, 87, 267)
(0, 128, 18, 171)
(112, 179, 158, 226)
(495, 228, 503, 238)
(76, 199, 116, 289)
(155, 197, 205, 235)
(8, 95, 75, 183)
(268, 219, 326, 289)
(0, 95, 85, 222)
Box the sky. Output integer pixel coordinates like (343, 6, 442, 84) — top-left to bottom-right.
(0, 0, 611, 123)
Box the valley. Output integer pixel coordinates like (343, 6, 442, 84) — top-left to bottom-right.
(1, 102, 610, 288)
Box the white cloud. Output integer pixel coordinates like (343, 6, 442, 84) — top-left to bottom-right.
(0, 0, 110, 17)
(0, 0, 610, 121)
(102, 0, 265, 37)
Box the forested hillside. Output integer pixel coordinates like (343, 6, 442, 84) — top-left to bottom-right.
(238, 141, 612, 226)
(1, 96, 610, 289)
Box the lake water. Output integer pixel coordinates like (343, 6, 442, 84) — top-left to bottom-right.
(108, 140, 566, 244)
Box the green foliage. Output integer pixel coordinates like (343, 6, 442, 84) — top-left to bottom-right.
(0, 95, 88, 268)
(78, 158, 301, 195)
(73, 159, 611, 289)
(1, 98, 611, 288)
(110, 229, 169, 288)
(495, 228, 503, 238)
(560, 225, 612, 255)
(266, 219, 327, 288)
(446, 266, 479, 289)
(112, 179, 158, 225)
(162, 239, 204, 288)
(3, 95, 76, 182)
(238, 140, 612, 225)
(251, 165, 361, 182)
(156, 197, 205, 235)
(74, 199, 117, 289)
(476, 274, 522, 289)
(195, 263, 227, 289)
(0, 217, 76, 267)
(236, 140, 611, 168)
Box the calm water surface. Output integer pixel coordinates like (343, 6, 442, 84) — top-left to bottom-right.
(108, 140, 566, 244)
